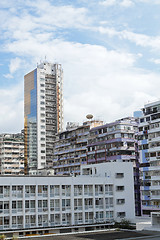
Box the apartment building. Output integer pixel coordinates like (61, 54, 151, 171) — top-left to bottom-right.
(24, 62, 63, 174)
(53, 120, 103, 175)
(0, 133, 24, 175)
(87, 117, 141, 216)
(138, 100, 160, 216)
(0, 162, 135, 238)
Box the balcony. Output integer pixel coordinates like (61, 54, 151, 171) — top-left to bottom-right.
(3, 209, 9, 214)
(141, 195, 150, 201)
(84, 192, 93, 196)
(74, 206, 82, 211)
(105, 192, 113, 196)
(150, 185, 160, 190)
(75, 220, 83, 224)
(25, 223, 36, 228)
(3, 225, 9, 229)
(12, 224, 23, 229)
(106, 204, 113, 209)
(151, 176, 160, 181)
(54, 207, 60, 211)
(95, 192, 103, 196)
(95, 205, 103, 209)
(62, 221, 71, 225)
(142, 205, 160, 211)
(62, 206, 71, 211)
(151, 195, 160, 200)
(85, 205, 93, 210)
(85, 219, 94, 224)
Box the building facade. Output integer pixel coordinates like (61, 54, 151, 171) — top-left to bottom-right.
(138, 100, 160, 216)
(0, 162, 135, 237)
(87, 117, 141, 216)
(24, 62, 63, 175)
(53, 120, 103, 175)
(53, 117, 140, 216)
(0, 133, 24, 175)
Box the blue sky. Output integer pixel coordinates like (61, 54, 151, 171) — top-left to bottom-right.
(1, 0, 160, 132)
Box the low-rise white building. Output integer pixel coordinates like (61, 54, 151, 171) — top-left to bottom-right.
(0, 162, 135, 237)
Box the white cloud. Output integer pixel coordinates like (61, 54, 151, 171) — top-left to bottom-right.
(150, 58, 160, 64)
(121, 0, 134, 7)
(3, 27, 160, 128)
(98, 26, 160, 51)
(1, 1, 91, 38)
(139, 0, 160, 4)
(0, 83, 24, 133)
(1, 0, 160, 133)
(3, 58, 22, 80)
(100, 0, 117, 6)
(99, 0, 134, 7)
(9, 57, 21, 74)
(100, 0, 160, 5)
(3, 74, 13, 79)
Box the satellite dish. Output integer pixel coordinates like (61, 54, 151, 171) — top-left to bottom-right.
(86, 114, 93, 120)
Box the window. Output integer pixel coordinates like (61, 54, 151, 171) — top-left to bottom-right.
(12, 216, 16, 224)
(146, 117, 150, 121)
(117, 199, 125, 204)
(140, 118, 144, 123)
(105, 185, 113, 195)
(4, 201, 9, 209)
(30, 186, 36, 194)
(0, 187, 3, 194)
(12, 201, 16, 209)
(30, 200, 35, 208)
(4, 217, 9, 225)
(50, 200, 54, 210)
(62, 199, 71, 210)
(116, 173, 124, 178)
(116, 186, 124, 191)
(25, 201, 29, 209)
(117, 212, 126, 218)
(38, 200, 42, 208)
(17, 201, 22, 209)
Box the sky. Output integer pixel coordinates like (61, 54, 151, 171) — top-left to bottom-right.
(1, 0, 160, 132)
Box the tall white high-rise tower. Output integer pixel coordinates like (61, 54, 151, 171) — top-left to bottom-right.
(24, 62, 63, 174)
